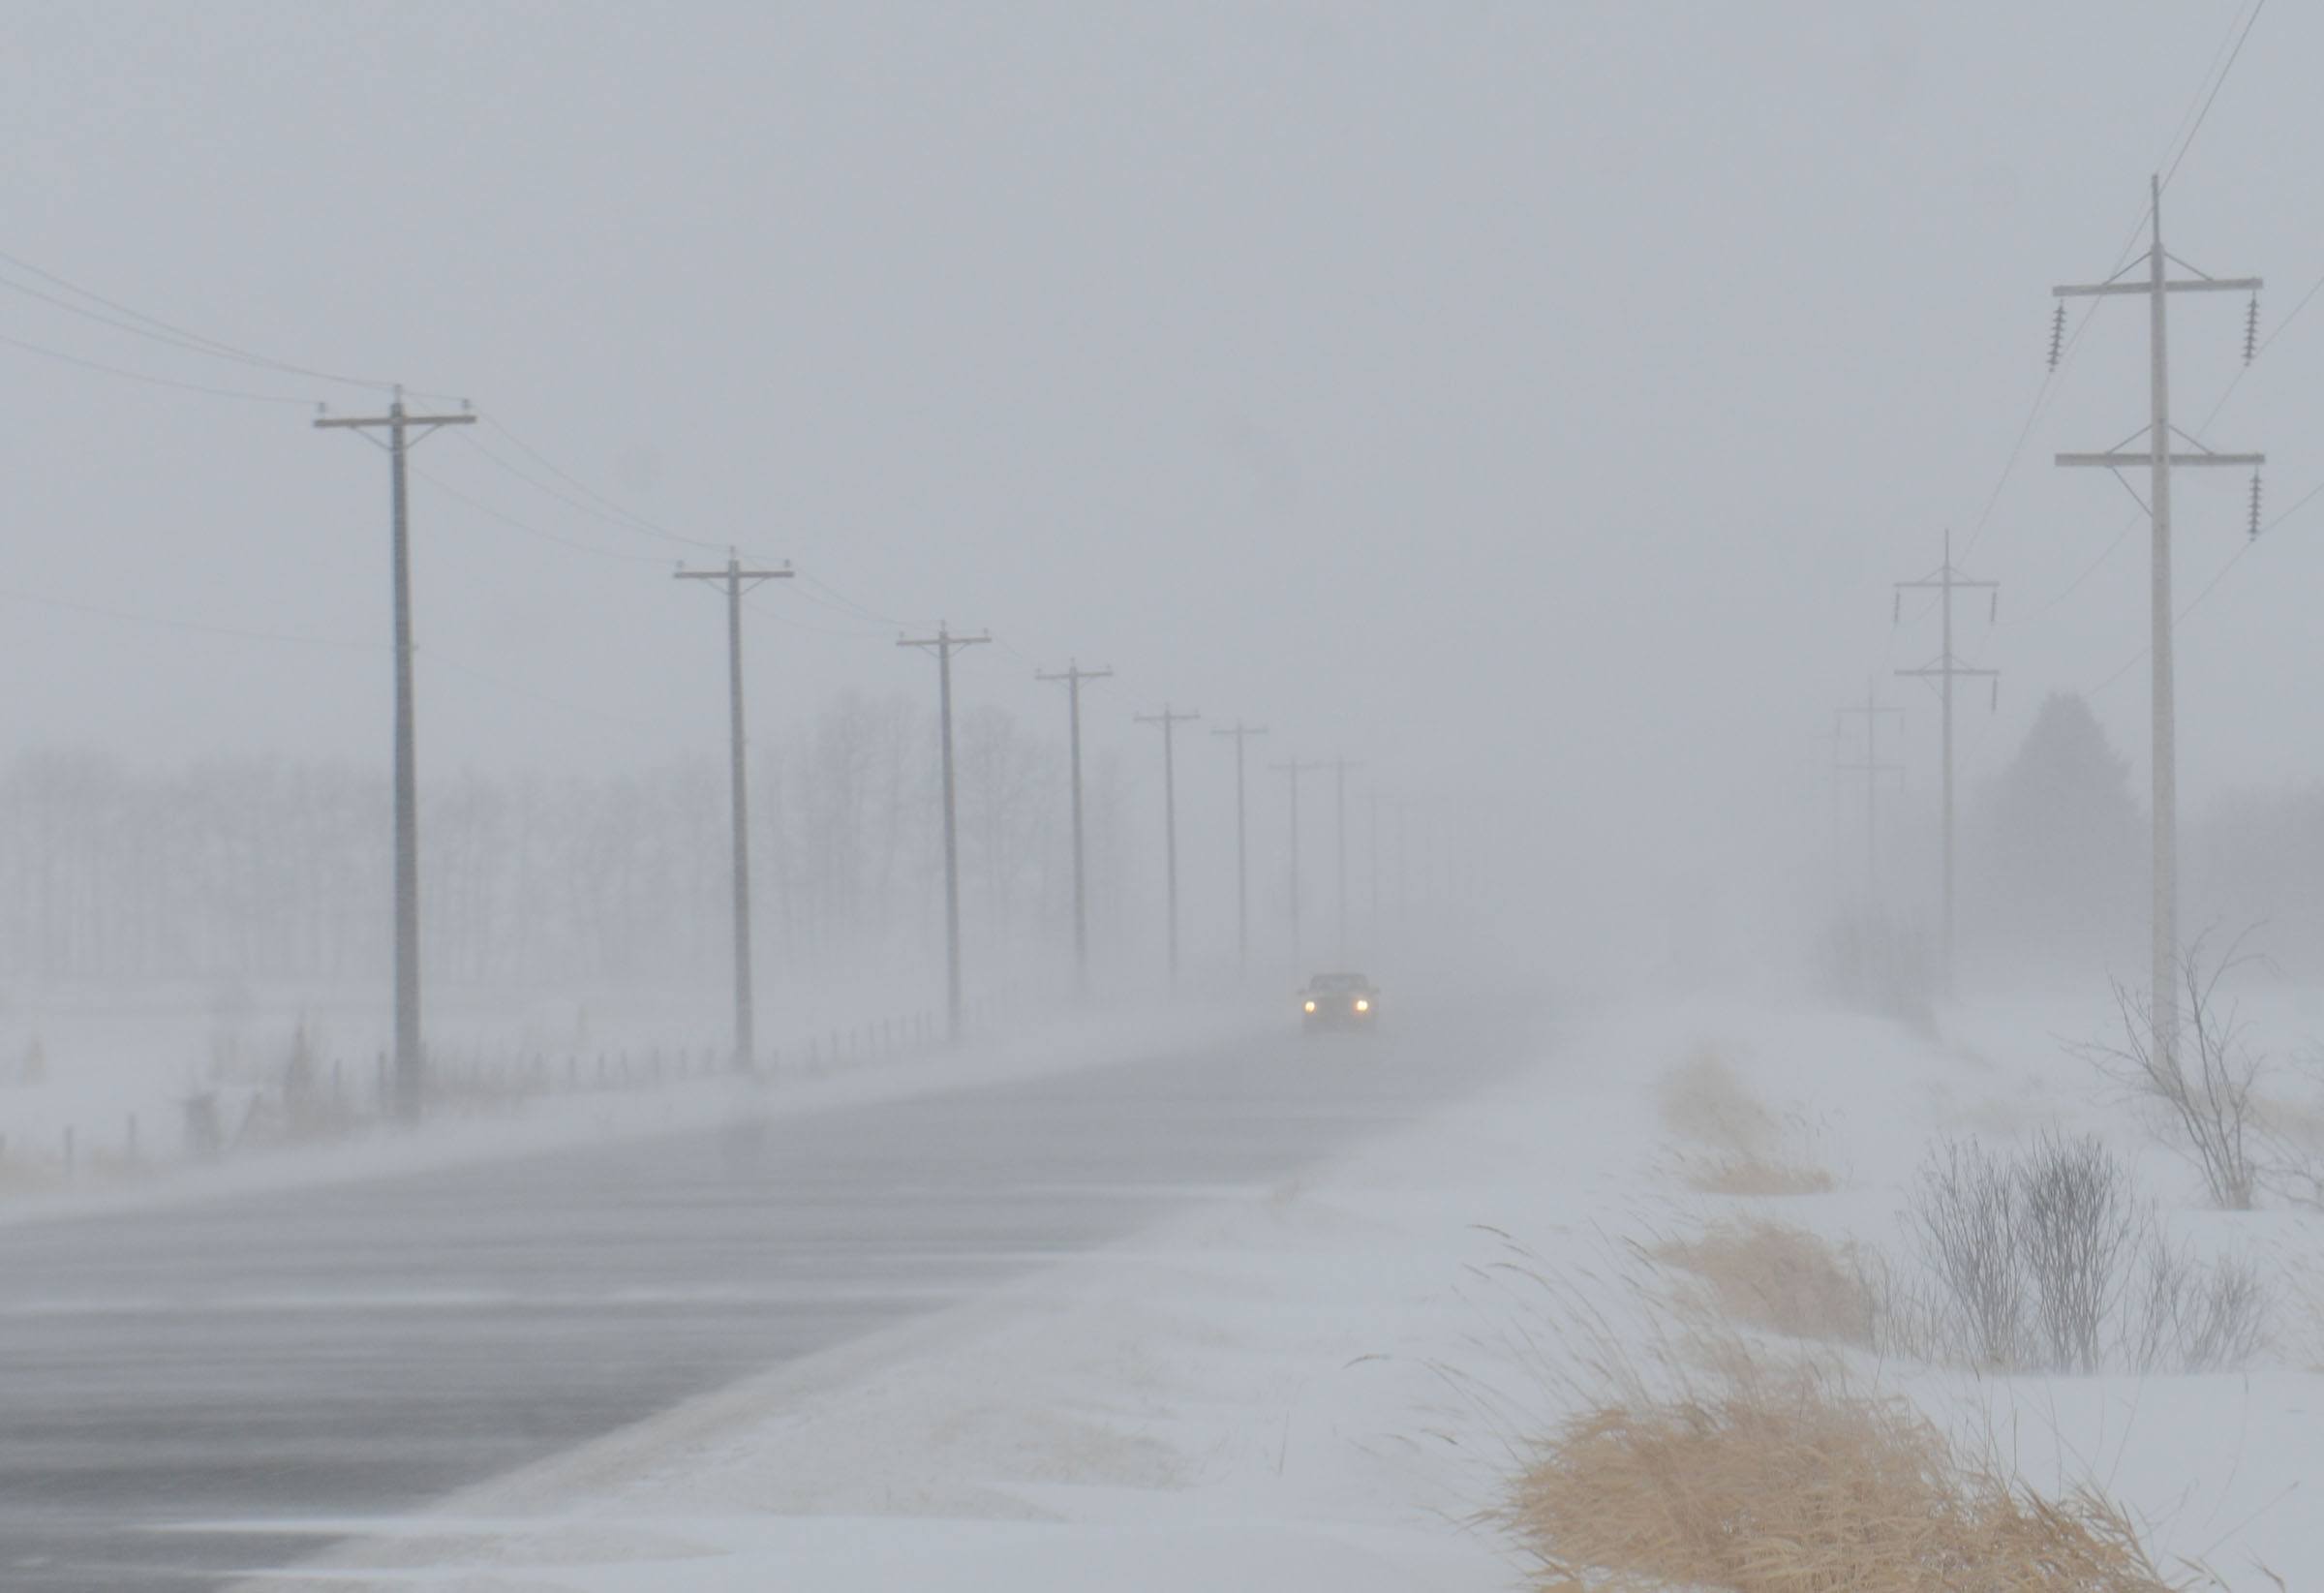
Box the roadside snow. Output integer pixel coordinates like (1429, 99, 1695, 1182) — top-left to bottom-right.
(222, 994, 2324, 1591)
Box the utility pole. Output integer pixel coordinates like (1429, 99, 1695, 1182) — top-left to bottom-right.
(1211, 720, 1269, 976)
(676, 551, 793, 1067)
(1329, 757, 1364, 963)
(1134, 705, 1201, 986)
(1363, 789, 1388, 940)
(1834, 686, 1904, 896)
(2054, 175, 2262, 1061)
(1894, 530, 1998, 998)
(314, 386, 474, 1124)
(1036, 661, 1112, 996)
(1272, 758, 1323, 965)
(899, 624, 991, 1042)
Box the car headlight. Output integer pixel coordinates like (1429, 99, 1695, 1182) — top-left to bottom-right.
(1355, 998, 1370, 1012)
(1303, 1000, 1316, 1013)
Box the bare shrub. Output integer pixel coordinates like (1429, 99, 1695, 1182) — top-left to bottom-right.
(1653, 1220, 1875, 1347)
(1889, 1134, 2267, 1374)
(1908, 1139, 2026, 1369)
(1508, 1342, 2184, 1592)
(2075, 937, 2263, 1210)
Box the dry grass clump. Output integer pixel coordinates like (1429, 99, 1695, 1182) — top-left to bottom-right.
(1510, 1356, 2184, 1593)
(1652, 1220, 1874, 1347)
(1658, 1049, 1778, 1156)
(1685, 1153, 1836, 1196)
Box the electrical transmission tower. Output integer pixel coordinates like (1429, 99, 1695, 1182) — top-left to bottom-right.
(1272, 758, 1323, 965)
(314, 386, 475, 1123)
(2053, 174, 2262, 1061)
(1037, 661, 1112, 996)
(1134, 705, 1201, 986)
(1894, 530, 1997, 998)
(899, 624, 991, 1042)
(1211, 720, 1269, 976)
(1834, 687, 1904, 896)
(676, 552, 793, 1067)
(1329, 756, 1364, 963)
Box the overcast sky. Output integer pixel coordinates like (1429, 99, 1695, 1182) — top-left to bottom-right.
(3, 2, 2317, 933)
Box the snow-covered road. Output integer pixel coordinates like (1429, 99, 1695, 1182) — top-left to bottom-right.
(0, 1005, 1535, 1591)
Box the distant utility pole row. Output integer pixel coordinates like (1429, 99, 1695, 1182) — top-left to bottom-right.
(315, 382, 1389, 1113)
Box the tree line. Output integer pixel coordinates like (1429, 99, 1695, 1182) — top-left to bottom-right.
(0, 691, 1138, 991)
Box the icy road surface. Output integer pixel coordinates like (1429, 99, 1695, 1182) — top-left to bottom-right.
(0, 1006, 1531, 1590)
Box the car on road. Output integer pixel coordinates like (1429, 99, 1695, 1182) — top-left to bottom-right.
(1300, 972, 1378, 1035)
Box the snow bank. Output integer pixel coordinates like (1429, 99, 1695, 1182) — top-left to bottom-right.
(219, 992, 2324, 1590)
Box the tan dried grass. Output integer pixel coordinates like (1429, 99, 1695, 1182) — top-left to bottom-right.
(1685, 1154, 1836, 1196)
(1510, 1356, 2184, 1592)
(1653, 1220, 1874, 1347)
(1658, 1049, 1778, 1156)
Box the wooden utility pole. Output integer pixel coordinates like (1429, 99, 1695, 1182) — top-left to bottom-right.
(1329, 757, 1364, 964)
(1271, 758, 1323, 966)
(1134, 705, 1201, 986)
(314, 386, 474, 1123)
(1895, 530, 1997, 997)
(2054, 175, 2262, 1060)
(1036, 660, 1112, 996)
(1211, 720, 1269, 976)
(1834, 687, 1904, 895)
(900, 625, 991, 1042)
(676, 552, 793, 1067)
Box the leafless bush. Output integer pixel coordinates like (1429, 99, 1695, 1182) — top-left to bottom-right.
(1886, 1134, 2267, 1374)
(1909, 1139, 2026, 1369)
(2075, 936, 2263, 1210)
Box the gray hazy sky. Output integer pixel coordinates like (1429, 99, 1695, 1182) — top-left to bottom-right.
(3, 2, 2319, 917)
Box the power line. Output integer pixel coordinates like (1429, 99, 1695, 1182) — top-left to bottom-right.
(408, 462, 671, 566)
(0, 245, 431, 394)
(0, 584, 375, 652)
(2159, 0, 2267, 192)
(0, 328, 317, 406)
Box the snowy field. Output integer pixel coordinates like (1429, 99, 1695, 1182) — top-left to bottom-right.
(209, 988, 2324, 1591)
(0, 981, 1259, 1227)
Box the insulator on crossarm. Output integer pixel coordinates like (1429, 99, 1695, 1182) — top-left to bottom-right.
(2245, 293, 2260, 364)
(2248, 469, 2264, 540)
(2047, 302, 2066, 370)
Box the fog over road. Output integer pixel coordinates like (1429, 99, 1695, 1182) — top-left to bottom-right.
(0, 1007, 1534, 1591)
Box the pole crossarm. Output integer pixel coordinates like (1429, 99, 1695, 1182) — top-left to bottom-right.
(2054, 277, 2261, 297)
(2057, 451, 2264, 468)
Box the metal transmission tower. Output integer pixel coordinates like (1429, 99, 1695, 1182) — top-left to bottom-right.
(899, 625, 992, 1042)
(1834, 687, 1904, 895)
(1271, 758, 1323, 965)
(1328, 757, 1364, 962)
(314, 387, 474, 1124)
(2053, 175, 2262, 1061)
(1134, 705, 1202, 986)
(1211, 720, 1269, 975)
(675, 552, 794, 1068)
(1036, 661, 1113, 996)
(1894, 531, 1998, 997)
